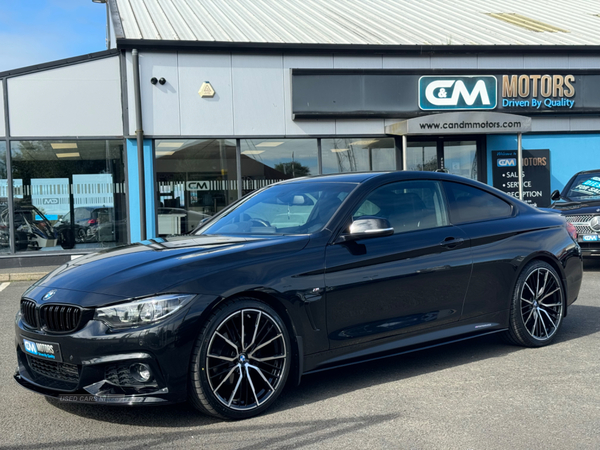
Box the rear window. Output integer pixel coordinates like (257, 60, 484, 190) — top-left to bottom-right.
(443, 182, 512, 224)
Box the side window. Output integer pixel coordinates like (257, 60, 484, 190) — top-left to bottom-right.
(443, 182, 512, 224)
(353, 180, 448, 233)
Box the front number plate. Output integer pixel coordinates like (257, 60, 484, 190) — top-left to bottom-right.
(22, 338, 62, 362)
(581, 235, 599, 242)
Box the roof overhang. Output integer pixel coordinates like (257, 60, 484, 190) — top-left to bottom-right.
(385, 112, 532, 136)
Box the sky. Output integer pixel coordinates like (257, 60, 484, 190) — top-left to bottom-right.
(0, 0, 107, 73)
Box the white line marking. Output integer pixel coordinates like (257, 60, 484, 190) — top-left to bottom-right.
(0, 282, 10, 292)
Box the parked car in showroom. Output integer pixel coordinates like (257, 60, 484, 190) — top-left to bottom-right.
(549, 169, 600, 257)
(56, 206, 124, 249)
(0, 201, 58, 250)
(15, 172, 582, 419)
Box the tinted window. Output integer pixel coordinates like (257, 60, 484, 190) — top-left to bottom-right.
(199, 182, 356, 235)
(353, 180, 448, 233)
(444, 182, 512, 224)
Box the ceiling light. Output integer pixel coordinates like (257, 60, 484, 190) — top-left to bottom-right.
(349, 139, 379, 146)
(242, 150, 265, 155)
(331, 148, 349, 153)
(157, 142, 185, 148)
(51, 143, 78, 149)
(56, 152, 80, 158)
(255, 142, 284, 147)
(156, 151, 175, 156)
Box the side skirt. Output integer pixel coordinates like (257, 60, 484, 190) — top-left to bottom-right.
(303, 310, 509, 375)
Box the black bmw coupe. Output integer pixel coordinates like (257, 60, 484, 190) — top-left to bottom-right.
(15, 171, 583, 419)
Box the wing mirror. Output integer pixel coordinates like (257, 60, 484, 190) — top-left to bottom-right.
(335, 216, 394, 243)
(551, 190, 561, 201)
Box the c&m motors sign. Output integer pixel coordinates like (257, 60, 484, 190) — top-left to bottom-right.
(419, 76, 497, 111)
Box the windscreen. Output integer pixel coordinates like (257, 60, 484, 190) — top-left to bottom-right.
(566, 174, 600, 200)
(197, 182, 357, 235)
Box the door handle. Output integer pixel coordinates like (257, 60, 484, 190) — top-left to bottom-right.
(440, 237, 465, 248)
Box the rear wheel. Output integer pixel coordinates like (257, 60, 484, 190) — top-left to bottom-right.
(504, 260, 565, 347)
(189, 298, 291, 419)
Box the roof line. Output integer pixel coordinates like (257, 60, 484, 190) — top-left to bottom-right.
(108, 0, 125, 40)
(115, 39, 600, 55)
(0, 50, 120, 79)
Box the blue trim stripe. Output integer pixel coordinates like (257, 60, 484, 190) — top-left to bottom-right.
(126, 138, 155, 243)
(143, 140, 156, 239)
(126, 139, 141, 243)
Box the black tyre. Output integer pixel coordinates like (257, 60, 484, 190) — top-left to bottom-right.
(504, 260, 565, 347)
(189, 298, 291, 420)
(75, 228, 87, 243)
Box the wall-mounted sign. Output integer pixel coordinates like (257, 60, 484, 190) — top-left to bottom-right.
(419, 76, 497, 111)
(291, 69, 600, 119)
(492, 149, 551, 207)
(198, 82, 215, 98)
(186, 181, 210, 191)
(386, 112, 531, 135)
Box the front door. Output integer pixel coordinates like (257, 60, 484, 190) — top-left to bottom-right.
(405, 136, 482, 181)
(324, 179, 473, 349)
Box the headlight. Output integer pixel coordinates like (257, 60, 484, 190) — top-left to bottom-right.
(94, 294, 195, 328)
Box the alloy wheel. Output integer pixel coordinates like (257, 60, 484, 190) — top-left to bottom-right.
(205, 308, 287, 410)
(519, 267, 563, 341)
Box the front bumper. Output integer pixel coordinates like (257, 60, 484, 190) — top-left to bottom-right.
(14, 309, 195, 405)
(577, 241, 600, 257)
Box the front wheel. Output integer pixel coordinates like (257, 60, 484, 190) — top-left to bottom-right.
(189, 298, 291, 419)
(504, 260, 565, 347)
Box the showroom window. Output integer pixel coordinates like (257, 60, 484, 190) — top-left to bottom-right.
(154, 137, 398, 237)
(240, 139, 318, 196)
(155, 139, 238, 236)
(321, 138, 396, 174)
(0, 142, 8, 253)
(10, 140, 127, 252)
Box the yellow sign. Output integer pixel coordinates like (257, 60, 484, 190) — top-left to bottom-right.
(198, 82, 215, 98)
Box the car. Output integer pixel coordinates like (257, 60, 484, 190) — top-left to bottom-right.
(14, 171, 583, 420)
(0, 201, 58, 250)
(550, 169, 600, 257)
(55, 206, 101, 249)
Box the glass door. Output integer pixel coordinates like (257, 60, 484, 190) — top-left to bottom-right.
(405, 141, 438, 172)
(443, 140, 477, 180)
(405, 136, 482, 181)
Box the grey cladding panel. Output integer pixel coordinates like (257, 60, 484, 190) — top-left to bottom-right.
(139, 52, 180, 136)
(531, 117, 570, 132)
(569, 116, 600, 131)
(333, 56, 383, 68)
(430, 56, 478, 69)
(477, 56, 525, 69)
(524, 56, 569, 69)
(232, 55, 285, 136)
(179, 53, 234, 136)
(383, 56, 432, 69)
(8, 57, 122, 137)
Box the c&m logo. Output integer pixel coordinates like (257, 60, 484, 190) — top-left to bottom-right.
(419, 76, 497, 111)
(497, 158, 517, 167)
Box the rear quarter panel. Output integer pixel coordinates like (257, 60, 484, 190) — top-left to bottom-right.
(457, 213, 582, 321)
